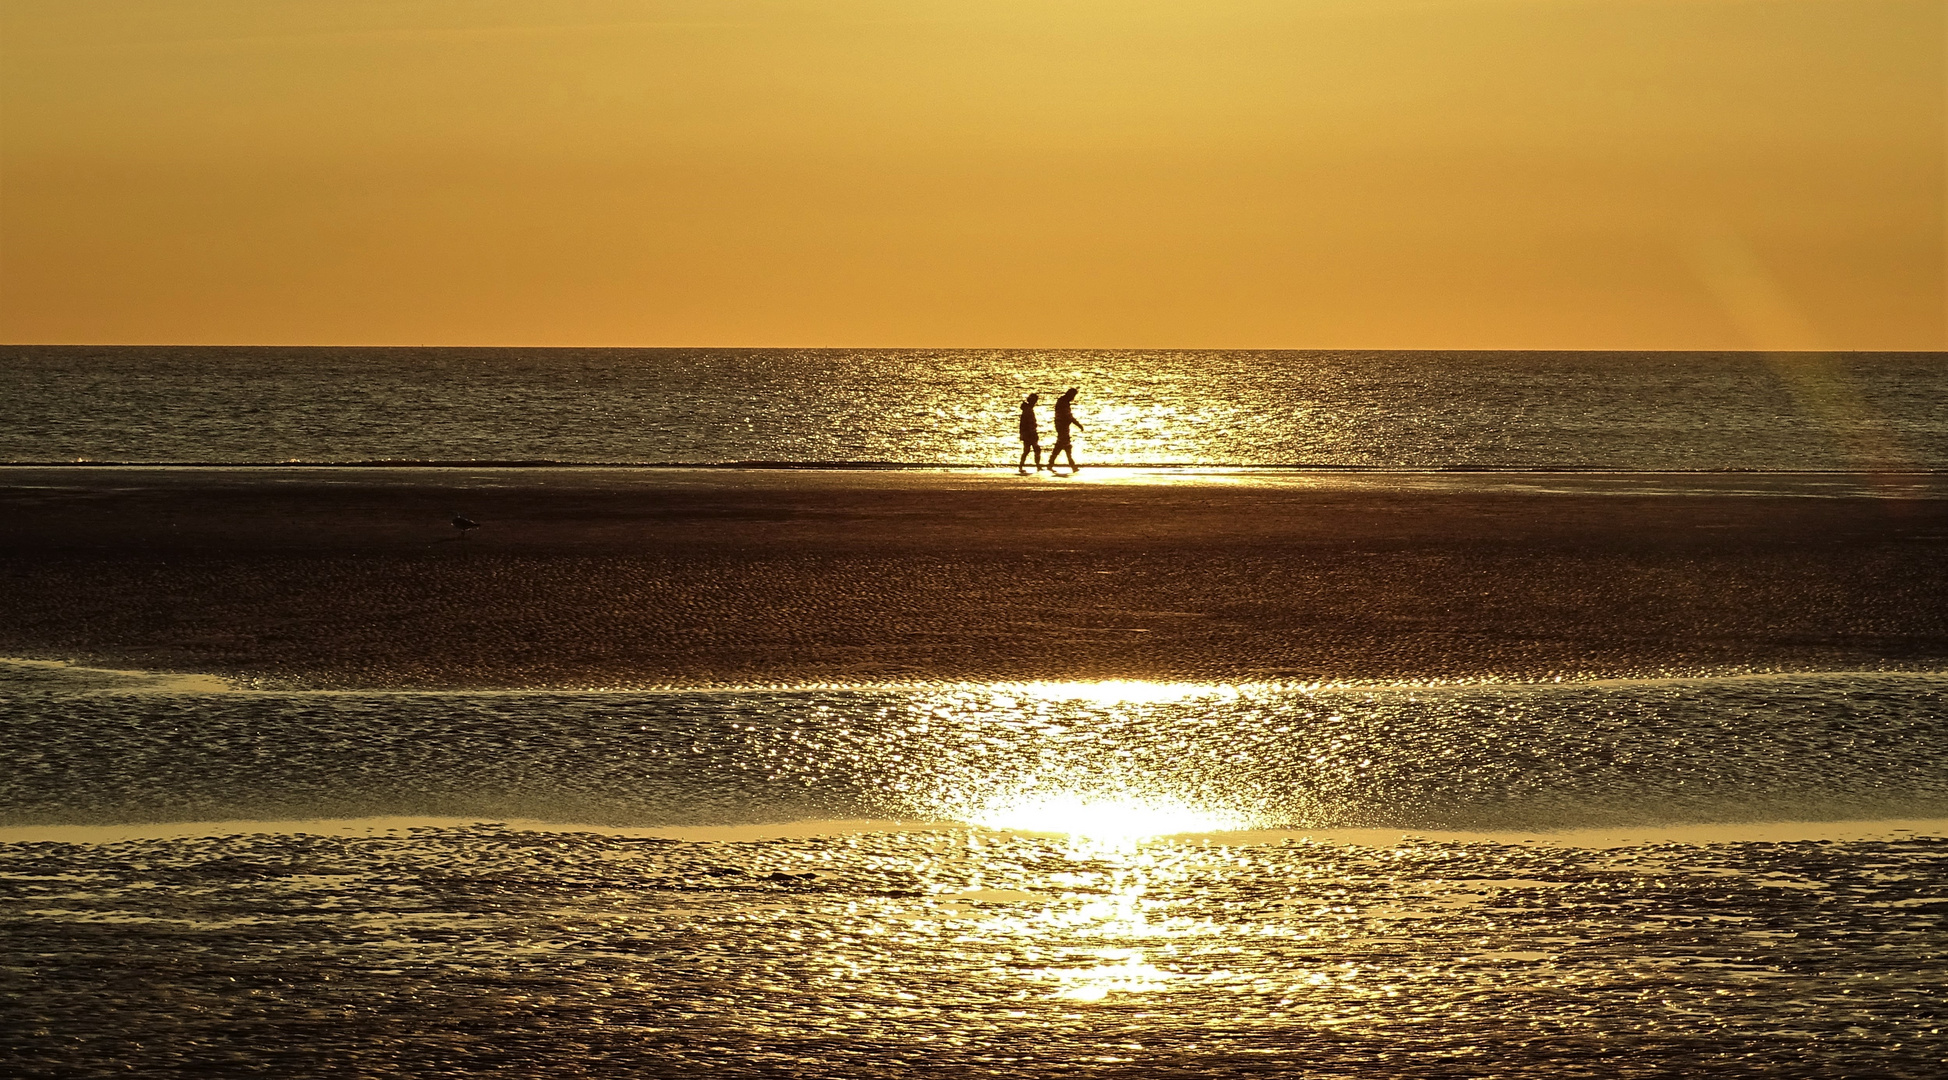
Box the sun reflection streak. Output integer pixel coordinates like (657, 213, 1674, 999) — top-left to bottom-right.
(922, 680, 1260, 845)
(1044, 949, 1176, 1001)
(961, 792, 1250, 844)
(994, 680, 1240, 705)
(948, 827, 1210, 1003)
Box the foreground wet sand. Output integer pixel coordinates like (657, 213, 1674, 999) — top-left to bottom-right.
(7, 818, 1945, 1076)
(3, 467, 1945, 689)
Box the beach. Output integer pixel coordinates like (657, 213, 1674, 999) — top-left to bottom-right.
(7, 466, 1948, 1077)
(3, 466, 1945, 689)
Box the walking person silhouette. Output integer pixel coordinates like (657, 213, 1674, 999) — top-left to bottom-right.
(1047, 387, 1084, 472)
(1017, 393, 1044, 474)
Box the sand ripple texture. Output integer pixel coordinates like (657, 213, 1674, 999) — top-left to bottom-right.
(4, 824, 1947, 1078)
(3, 668, 1946, 830)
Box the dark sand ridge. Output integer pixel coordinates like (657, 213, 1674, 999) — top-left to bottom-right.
(2, 467, 1946, 690)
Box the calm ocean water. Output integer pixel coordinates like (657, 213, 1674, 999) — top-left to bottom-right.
(6, 666, 1946, 832)
(2, 346, 1944, 468)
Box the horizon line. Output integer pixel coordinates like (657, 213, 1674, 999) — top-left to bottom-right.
(5, 343, 1946, 357)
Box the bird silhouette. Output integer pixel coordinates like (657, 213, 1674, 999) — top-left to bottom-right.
(450, 511, 479, 538)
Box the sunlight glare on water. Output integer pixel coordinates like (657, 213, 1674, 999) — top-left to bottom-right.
(997, 680, 1241, 707)
(11, 348, 1945, 468)
(5, 667, 1947, 833)
(1045, 949, 1178, 1002)
(959, 791, 1251, 842)
(932, 682, 1258, 841)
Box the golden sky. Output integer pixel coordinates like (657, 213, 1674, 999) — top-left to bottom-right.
(1, 0, 1941, 348)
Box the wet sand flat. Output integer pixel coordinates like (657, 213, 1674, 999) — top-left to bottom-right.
(7, 815, 1947, 1076)
(2, 467, 1945, 689)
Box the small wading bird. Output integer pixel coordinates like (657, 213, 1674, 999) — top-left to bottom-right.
(450, 511, 479, 538)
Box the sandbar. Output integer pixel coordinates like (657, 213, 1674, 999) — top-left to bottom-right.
(2, 466, 1945, 690)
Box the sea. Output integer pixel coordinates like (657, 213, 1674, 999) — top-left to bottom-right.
(3, 346, 1945, 469)
(4, 346, 1948, 1077)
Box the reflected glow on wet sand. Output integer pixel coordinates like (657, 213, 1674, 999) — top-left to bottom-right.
(7, 667, 1948, 1074)
(8, 816, 1947, 1076)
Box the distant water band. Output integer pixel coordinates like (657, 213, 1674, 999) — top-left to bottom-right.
(3, 347, 1944, 469)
